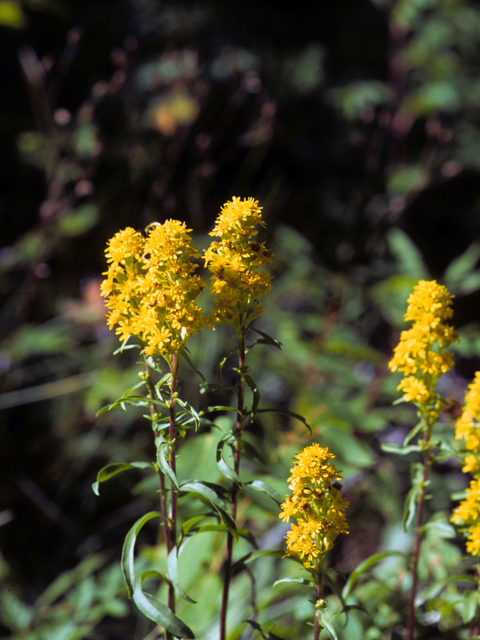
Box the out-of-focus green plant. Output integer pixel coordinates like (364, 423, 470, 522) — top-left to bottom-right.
(0, 552, 129, 640)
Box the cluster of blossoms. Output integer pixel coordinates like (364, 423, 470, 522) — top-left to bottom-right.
(204, 197, 273, 336)
(389, 280, 458, 415)
(100, 198, 273, 358)
(451, 373, 480, 555)
(101, 221, 207, 358)
(279, 444, 349, 569)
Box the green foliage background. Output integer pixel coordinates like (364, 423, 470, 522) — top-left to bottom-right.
(2, 0, 480, 638)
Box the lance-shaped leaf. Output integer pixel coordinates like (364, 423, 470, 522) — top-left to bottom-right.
(244, 619, 286, 640)
(216, 437, 241, 485)
(95, 382, 146, 416)
(179, 346, 207, 383)
(176, 397, 201, 430)
(180, 481, 237, 540)
(380, 443, 421, 456)
(244, 374, 260, 419)
(250, 327, 282, 349)
(182, 515, 208, 536)
(133, 585, 194, 639)
(257, 408, 312, 433)
(167, 546, 196, 603)
(121, 511, 162, 598)
(318, 610, 338, 640)
(273, 577, 313, 588)
(156, 441, 180, 490)
(342, 550, 405, 601)
(404, 463, 425, 532)
(216, 346, 238, 385)
(243, 480, 282, 506)
(92, 462, 154, 496)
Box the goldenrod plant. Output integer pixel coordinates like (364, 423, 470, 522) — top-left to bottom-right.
(94, 198, 304, 640)
(95, 219, 480, 640)
(387, 280, 459, 640)
(279, 444, 349, 640)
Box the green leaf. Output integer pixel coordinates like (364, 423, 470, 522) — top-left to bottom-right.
(342, 551, 405, 601)
(182, 515, 207, 535)
(179, 346, 207, 382)
(217, 346, 238, 384)
(244, 619, 287, 640)
(250, 328, 282, 349)
(403, 421, 424, 446)
(121, 512, 162, 598)
(216, 438, 242, 485)
(141, 570, 166, 584)
(273, 577, 312, 588)
(180, 481, 237, 540)
(245, 374, 261, 419)
(318, 610, 338, 640)
(132, 585, 195, 638)
(92, 462, 154, 496)
(176, 397, 201, 430)
(244, 480, 282, 506)
(404, 463, 424, 531)
(156, 441, 180, 490)
(167, 546, 196, 603)
(380, 443, 421, 456)
(257, 408, 312, 433)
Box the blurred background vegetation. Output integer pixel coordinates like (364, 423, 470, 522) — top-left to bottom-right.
(3, 0, 480, 638)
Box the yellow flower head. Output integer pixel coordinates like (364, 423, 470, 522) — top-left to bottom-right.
(204, 197, 273, 334)
(389, 280, 458, 409)
(451, 477, 480, 557)
(101, 221, 207, 358)
(279, 444, 349, 569)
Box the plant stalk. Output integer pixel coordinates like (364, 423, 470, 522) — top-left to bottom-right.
(144, 357, 170, 548)
(406, 424, 433, 640)
(167, 353, 180, 618)
(219, 332, 246, 640)
(313, 558, 325, 640)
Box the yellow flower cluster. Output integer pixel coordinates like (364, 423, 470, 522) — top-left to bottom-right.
(100, 221, 206, 358)
(279, 444, 349, 569)
(454, 373, 480, 474)
(204, 197, 273, 335)
(389, 280, 458, 409)
(451, 373, 480, 556)
(451, 477, 480, 557)
(100, 198, 274, 356)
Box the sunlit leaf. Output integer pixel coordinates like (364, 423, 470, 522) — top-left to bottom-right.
(132, 585, 194, 638)
(342, 550, 405, 601)
(167, 546, 196, 603)
(121, 511, 162, 598)
(92, 462, 154, 496)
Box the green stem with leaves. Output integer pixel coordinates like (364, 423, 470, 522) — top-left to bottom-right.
(313, 558, 325, 640)
(144, 357, 170, 549)
(406, 414, 434, 640)
(167, 353, 180, 620)
(220, 331, 247, 640)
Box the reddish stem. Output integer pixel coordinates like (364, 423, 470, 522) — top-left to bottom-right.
(219, 332, 246, 640)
